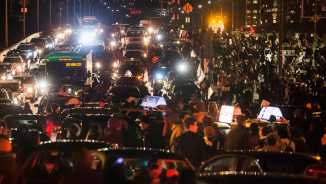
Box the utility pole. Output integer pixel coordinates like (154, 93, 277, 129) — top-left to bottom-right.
(23, 0, 26, 38)
(37, 0, 39, 31)
(60, 7, 62, 25)
(161, 0, 163, 18)
(67, 0, 69, 24)
(80, 0, 81, 26)
(278, 0, 283, 104)
(50, 0, 52, 28)
(5, 0, 8, 48)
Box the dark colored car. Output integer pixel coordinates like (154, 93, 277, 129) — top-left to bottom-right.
(199, 173, 326, 184)
(198, 151, 318, 176)
(57, 114, 143, 147)
(111, 76, 148, 98)
(23, 140, 112, 184)
(30, 38, 47, 50)
(3, 114, 46, 131)
(92, 50, 115, 73)
(170, 80, 199, 101)
(0, 104, 24, 119)
(57, 107, 120, 125)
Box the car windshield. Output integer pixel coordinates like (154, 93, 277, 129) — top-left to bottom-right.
(0, 83, 20, 91)
(31, 38, 46, 44)
(126, 30, 143, 37)
(126, 44, 144, 50)
(17, 45, 33, 50)
(116, 77, 139, 85)
(3, 58, 22, 63)
(13, 77, 33, 84)
(0, 105, 24, 119)
(124, 51, 143, 58)
(118, 65, 141, 75)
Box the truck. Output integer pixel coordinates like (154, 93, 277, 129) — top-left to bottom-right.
(208, 21, 225, 33)
(44, 51, 93, 93)
(82, 16, 101, 32)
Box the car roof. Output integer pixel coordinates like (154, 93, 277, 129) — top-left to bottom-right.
(4, 56, 22, 59)
(36, 140, 112, 152)
(95, 147, 188, 160)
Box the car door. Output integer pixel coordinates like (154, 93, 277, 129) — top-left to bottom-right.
(198, 156, 238, 173)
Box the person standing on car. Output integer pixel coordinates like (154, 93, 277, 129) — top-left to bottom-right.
(174, 117, 208, 169)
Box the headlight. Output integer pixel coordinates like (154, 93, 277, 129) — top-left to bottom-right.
(143, 53, 147, 57)
(121, 30, 124, 33)
(156, 35, 162, 40)
(148, 27, 153, 33)
(110, 41, 116, 46)
(144, 38, 148, 42)
(57, 33, 63, 38)
(157, 74, 162, 79)
(111, 33, 115, 37)
(96, 62, 101, 68)
(113, 62, 118, 67)
(13, 98, 18, 104)
(178, 64, 186, 71)
(100, 29, 103, 33)
(113, 73, 117, 77)
(27, 87, 32, 93)
(28, 52, 33, 56)
(1, 76, 6, 80)
(94, 29, 98, 32)
(16, 66, 22, 71)
(176, 41, 180, 44)
(38, 49, 42, 53)
(40, 81, 46, 88)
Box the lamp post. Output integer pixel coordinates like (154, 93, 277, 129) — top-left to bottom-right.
(50, 0, 52, 28)
(79, 0, 81, 25)
(60, 7, 62, 25)
(74, 0, 75, 26)
(198, 5, 212, 19)
(5, 0, 8, 47)
(67, 0, 69, 24)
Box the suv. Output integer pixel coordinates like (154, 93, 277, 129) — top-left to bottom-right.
(6, 50, 31, 70)
(16, 43, 38, 62)
(3, 56, 25, 73)
(0, 80, 25, 106)
(13, 73, 38, 102)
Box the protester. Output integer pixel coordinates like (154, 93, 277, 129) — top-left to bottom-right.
(170, 112, 189, 152)
(103, 117, 124, 147)
(163, 105, 180, 136)
(226, 115, 249, 151)
(277, 126, 296, 152)
(174, 117, 208, 169)
(86, 123, 103, 141)
(247, 123, 260, 150)
(260, 133, 283, 152)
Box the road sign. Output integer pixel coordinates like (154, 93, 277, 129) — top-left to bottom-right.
(19, 0, 30, 7)
(311, 14, 320, 23)
(183, 3, 193, 14)
(21, 8, 27, 13)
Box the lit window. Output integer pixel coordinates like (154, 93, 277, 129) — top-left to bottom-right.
(253, 10, 258, 14)
(265, 19, 268, 23)
(253, 0, 258, 4)
(247, 10, 251, 14)
(253, 16, 257, 19)
(273, 20, 276, 23)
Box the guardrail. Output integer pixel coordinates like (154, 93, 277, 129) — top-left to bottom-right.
(0, 32, 42, 62)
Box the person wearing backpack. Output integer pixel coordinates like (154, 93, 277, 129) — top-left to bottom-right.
(170, 112, 189, 152)
(277, 127, 295, 152)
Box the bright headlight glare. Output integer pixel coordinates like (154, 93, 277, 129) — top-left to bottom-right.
(1, 76, 6, 80)
(113, 73, 117, 77)
(38, 49, 42, 53)
(148, 27, 153, 33)
(110, 41, 116, 46)
(157, 74, 162, 79)
(40, 81, 46, 88)
(111, 33, 115, 37)
(100, 29, 103, 32)
(13, 98, 18, 104)
(57, 33, 63, 38)
(113, 62, 118, 67)
(27, 87, 32, 93)
(94, 29, 98, 32)
(178, 64, 186, 71)
(96, 63, 101, 68)
(143, 53, 147, 57)
(156, 35, 162, 40)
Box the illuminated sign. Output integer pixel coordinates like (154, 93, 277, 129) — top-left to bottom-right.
(219, 105, 234, 124)
(66, 63, 82, 67)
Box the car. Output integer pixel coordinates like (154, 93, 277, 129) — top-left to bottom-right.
(170, 80, 199, 101)
(23, 140, 113, 184)
(57, 106, 120, 124)
(123, 50, 147, 63)
(110, 76, 148, 98)
(0, 104, 24, 119)
(124, 43, 147, 53)
(2, 56, 25, 73)
(125, 29, 145, 43)
(44, 37, 55, 48)
(0, 63, 15, 78)
(116, 64, 143, 79)
(55, 114, 143, 146)
(92, 50, 115, 73)
(35, 94, 84, 114)
(91, 148, 193, 182)
(161, 51, 186, 72)
(199, 172, 326, 184)
(0, 79, 25, 106)
(5, 50, 31, 70)
(30, 38, 47, 51)
(0, 88, 11, 104)
(129, 37, 146, 44)
(16, 42, 38, 62)
(198, 151, 318, 176)
(12, 73, 39, 102)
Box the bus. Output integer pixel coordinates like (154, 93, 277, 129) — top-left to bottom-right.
(45, 51, 92, 92)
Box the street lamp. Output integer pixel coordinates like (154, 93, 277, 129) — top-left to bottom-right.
(198, 5, 212, 19)
(67, 0, 69, 24)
